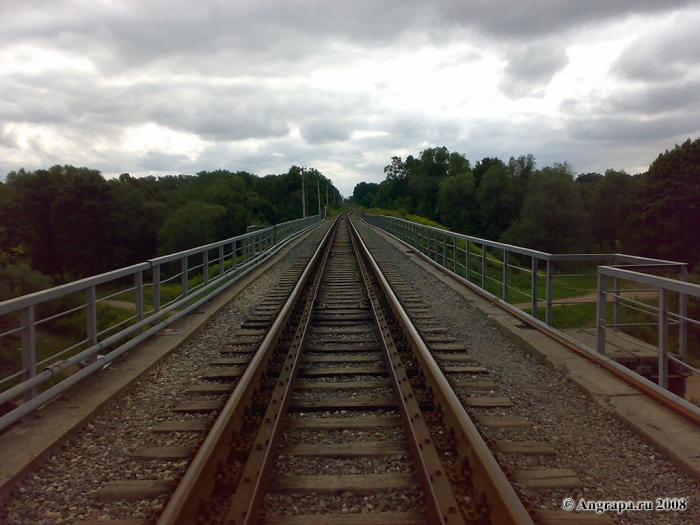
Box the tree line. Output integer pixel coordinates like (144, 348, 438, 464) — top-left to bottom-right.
(352, 139, 700, 267)
(0, 165, 340, 300)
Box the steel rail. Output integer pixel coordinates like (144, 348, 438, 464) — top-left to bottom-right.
(156, 216, 339, 525)
(223, 216, 340, 525)
(348, 222, 466, 525)
(350, 216, 536, 525)
(361, 217, 700, 429)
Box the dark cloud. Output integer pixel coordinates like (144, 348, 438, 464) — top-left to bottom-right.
(609, 82, 700, 114)
(300, 119, 353, 144)
(498, 42, 569, 98)
(2, 1, 700, 192)
(612, 9, 700, 82)
(438, 0, 695, 39)
(567, 114, 700, 142)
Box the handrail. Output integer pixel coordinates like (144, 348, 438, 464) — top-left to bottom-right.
(0, 214, 322, 431)
(363, 212, 695, 401)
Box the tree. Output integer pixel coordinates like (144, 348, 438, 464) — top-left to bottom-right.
(51, 168, 116, 278)
(475, 160, 520, 239)
(501, 163, 587, 253)
(158, 201, 228, 254)
(589, 170, 632, 251)
(0, 183, 28, 261)
(473, 157, 503, 187)
(5, 166, 66, 277)
(351, 182, 379, 207)
(407, 147, 452, 219)
(384, 156, 408, 181)
(626, 138, 700, 265)
(437, 172, 477, 232)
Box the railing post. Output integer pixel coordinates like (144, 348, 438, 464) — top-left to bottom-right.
(466, 241, 471, 283)
(442, 231, 446, 267)
(86, 285, 98, 363)
(453, 236, 457, 274)
(481, 244, 487, 290)
(596, 273, 607, 355)
(135, 271, 144, 333)
(613, 260, 620, 328)
(546, 260, 553, 326)
(658, 287, 669, 389)
(153, 264, 161, 312)
(203, 250, 210, 293)
(680, 265, 688, 363)
(181, 256, 189, 299)
(233, 240, 238, 273)
(503, 250, 509, 302)
(413, 224, 417, 249)
(219, 245, 225, 277)
(20, 306, 37, 402)
(531, 257, 538, 319)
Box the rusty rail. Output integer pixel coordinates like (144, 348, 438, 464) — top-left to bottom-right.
(156, 216, 339, 525)
(349, 216, 535, 525)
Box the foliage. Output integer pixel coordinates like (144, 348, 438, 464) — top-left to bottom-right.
(0, 262, 54, 303)
(475, 160, 520, 239)
(158, 201, 228, 254)
(589, 170, 632, 250)
(502, 163, 587, 253)
(437, 172, 476, 232)
(1, 164, 341, 292)
(626, 138, 700, 267)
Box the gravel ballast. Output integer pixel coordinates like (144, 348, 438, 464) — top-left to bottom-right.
(0, 228, 326, 525)
(355, 218, 700, 525)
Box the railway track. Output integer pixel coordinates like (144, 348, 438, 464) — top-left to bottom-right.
(5, 212, 699, 525)
(147, 214, 532, 524)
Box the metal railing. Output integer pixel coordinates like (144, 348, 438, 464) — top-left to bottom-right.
(363, 213, 693, 394)
(597, 265, 697, 389)
(0, 215, 322, 431)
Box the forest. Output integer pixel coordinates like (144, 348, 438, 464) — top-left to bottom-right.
(351, 138, 700, 268)
(0, 165, 340, 301)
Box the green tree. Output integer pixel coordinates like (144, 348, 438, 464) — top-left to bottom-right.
(51, 167, 117, 278)
(0, 182, 28, 261)
(473, 157, 503, 188)
(158, 201, 228, 254)
(351, 182, 379, 207)
(5, 166, 66, 277)
(626, 138, 700, 265)
(589, 170, 632, 251)
(501, 163, 587, 253)
(475, 160, 520, 239)
(437, 172, 477, 232)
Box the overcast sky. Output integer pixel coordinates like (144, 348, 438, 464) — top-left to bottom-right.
(2, 1, 700, 195)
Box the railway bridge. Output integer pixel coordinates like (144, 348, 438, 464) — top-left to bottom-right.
(1, 212, 699, 524)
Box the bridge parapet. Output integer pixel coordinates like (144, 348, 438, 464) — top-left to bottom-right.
(0, 215, 322, 431)
(363, 213, 697, 406)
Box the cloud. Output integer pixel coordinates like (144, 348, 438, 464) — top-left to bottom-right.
(300, 119, 353, 144)
(611, 8, 700, 82)
(1, 1, 700, 195)
(567, 115, 700, 143)
(498, 41, 569, 98)
(438, 0, 695, 39)
(608, 82, 700, 115)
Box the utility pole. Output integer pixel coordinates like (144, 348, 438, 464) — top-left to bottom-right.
(317, 180, 321, 218)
